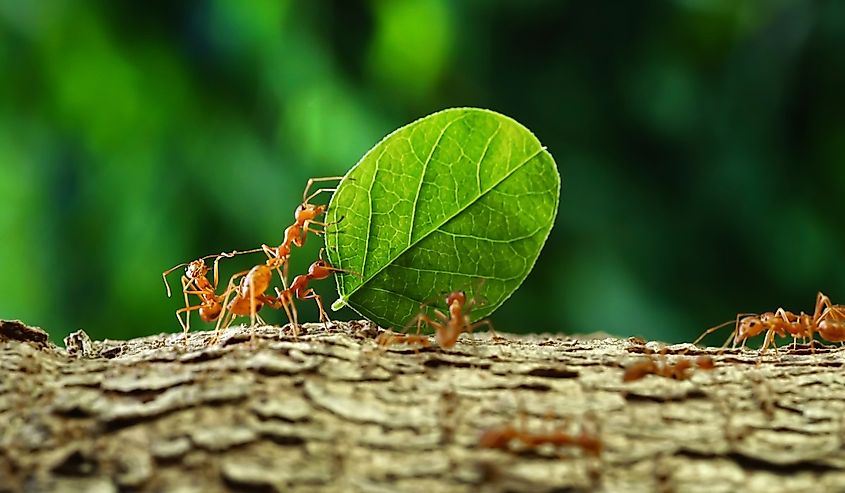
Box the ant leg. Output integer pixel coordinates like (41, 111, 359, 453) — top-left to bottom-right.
(162, 262, 195, 298)
(212, 271, 247, 344)
(761, 329, 781, 361)
(262, 244, 290, 291)
(302, 176, 344, 203)
(276, 290, 300, 337)
(175, 304, 203, 345)
(815, 292, 832, 323)
(773, 308, 798, 350)
(179, 276, 193, 335)
(274, 290, 298, 339)
(469, 318, 497, 337)
(210, 254, 225, 290)
(692, 319, 737, 347)
(405, 306, 437, 334)
(289, 295, 300, 335)
(433, 308, 449, 323)
(248, 281, 260, 341)
(299, 288, 331, 330)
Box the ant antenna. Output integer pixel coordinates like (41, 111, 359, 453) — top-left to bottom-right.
(162, 247, 265, 297)
(162, 262, 191, 298)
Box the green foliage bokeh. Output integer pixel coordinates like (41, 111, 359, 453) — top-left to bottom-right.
(1, 1, 843, 343)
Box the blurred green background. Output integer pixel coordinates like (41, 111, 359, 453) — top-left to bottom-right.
(1, 1, 844, 344)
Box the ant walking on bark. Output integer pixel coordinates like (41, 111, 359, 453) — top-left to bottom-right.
(623, 348, 715, 382)
(691, 292, 845, 353)
(479, 413, 602, 457)
(409, 287, 497, 349)
(375, 331, 431, 352)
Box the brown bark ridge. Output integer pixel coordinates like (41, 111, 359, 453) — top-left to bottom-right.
(2, 318, 845, 493)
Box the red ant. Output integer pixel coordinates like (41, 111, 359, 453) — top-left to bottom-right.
(692, 292, 844, 352)
(479, 415, 602, 457)
(272, 249, 358, 335)
(260, 176, 344, 288)
(374, 331, 431, 351)
(410, 289, 496, 349)
(623, 352, 715, 382)
(162, 249, 261, 341)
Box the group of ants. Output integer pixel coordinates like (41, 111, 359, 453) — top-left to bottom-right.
(162, 176, 498, 350)
(162, 176, 845, 461)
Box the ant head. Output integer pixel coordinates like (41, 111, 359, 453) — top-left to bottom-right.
(446, 291, 466, 307)
(308, 258, 330, 277)
(185, 260, 207, 279)
(736, 316, 763, 341)
(295, 203, 326, 221)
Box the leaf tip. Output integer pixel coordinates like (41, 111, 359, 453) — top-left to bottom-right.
(331, 297, 348, 311)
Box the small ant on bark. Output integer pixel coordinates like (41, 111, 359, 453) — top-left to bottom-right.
(410, 288, 496, 349)
(162, 249, 261, 342)
(479, 415, 602, 457)
(374, 331, 431, 351)
(623, 351, 715, 382)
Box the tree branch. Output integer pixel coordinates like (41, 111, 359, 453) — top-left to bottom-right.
(2, 319, 844, 493)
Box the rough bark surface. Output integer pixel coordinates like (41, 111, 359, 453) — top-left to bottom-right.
(2, 318, 845, 493)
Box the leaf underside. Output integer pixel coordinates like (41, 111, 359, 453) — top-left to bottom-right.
(325, 107, 560, 330)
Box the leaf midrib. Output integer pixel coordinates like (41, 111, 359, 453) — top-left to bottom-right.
(344, 145, 548, 300)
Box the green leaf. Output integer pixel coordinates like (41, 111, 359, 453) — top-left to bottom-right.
(325, 107, 560, 329)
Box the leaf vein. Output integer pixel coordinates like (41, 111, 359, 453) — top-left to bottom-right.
(408, 114, 466, 246)
(360, 146, 387, 277)
(388, 264, 520, 282)
(476, 123, 501, 193)
(434, 226, 545, 244)
(352, 146, 548, 296)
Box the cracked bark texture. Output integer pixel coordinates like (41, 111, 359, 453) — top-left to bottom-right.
(2, 319, 845, 493)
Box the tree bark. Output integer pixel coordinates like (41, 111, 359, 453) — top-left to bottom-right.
(2, 318, 845, 493)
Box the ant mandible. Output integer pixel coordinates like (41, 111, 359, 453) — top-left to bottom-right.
(410, 288, 496, 349)
(260, 176, 344, 289)
(162, 249, 261, 342)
